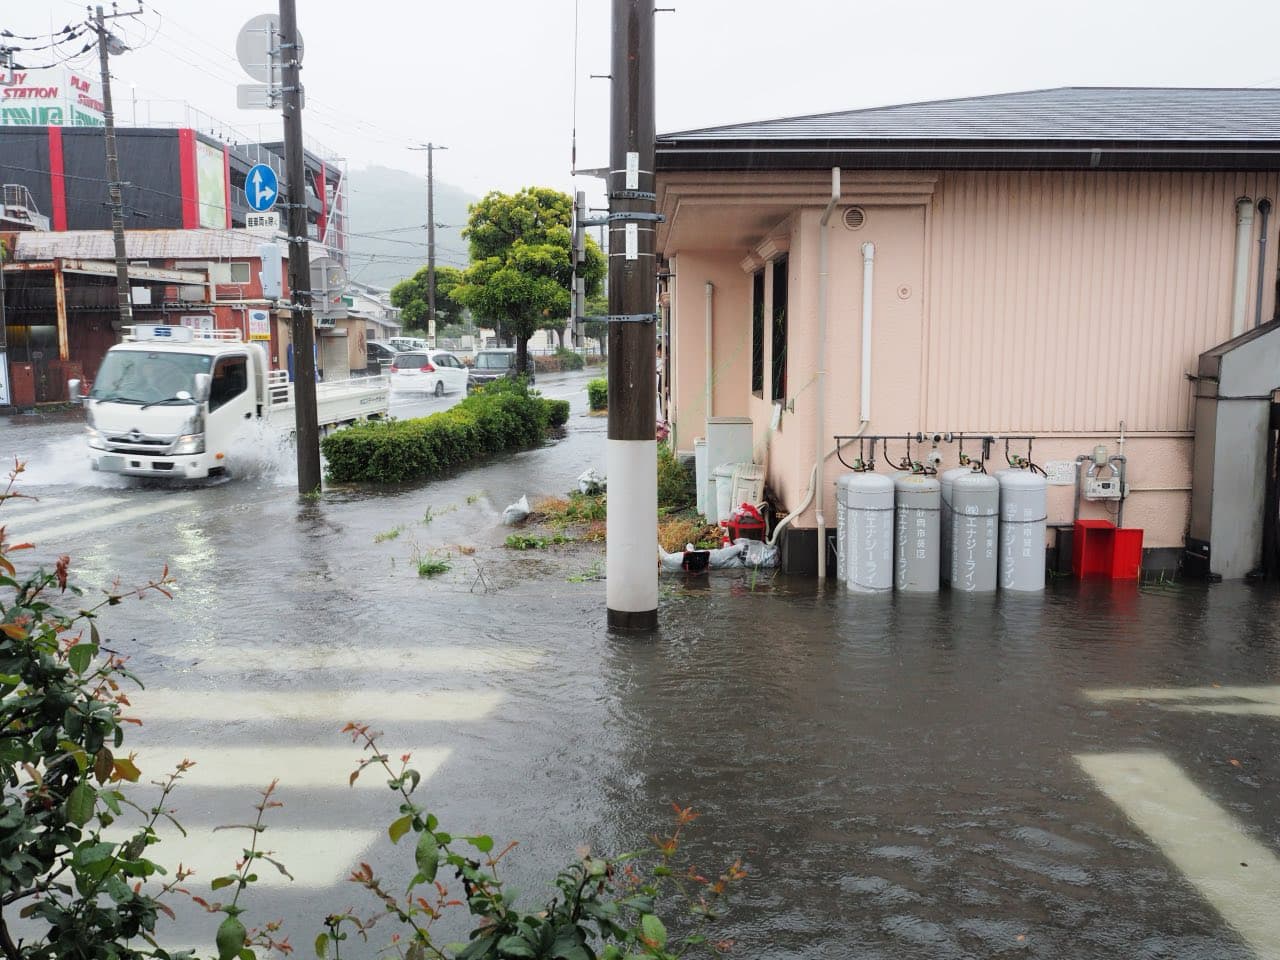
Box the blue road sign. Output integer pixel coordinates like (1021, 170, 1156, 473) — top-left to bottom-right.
(245, 163, 279, 213)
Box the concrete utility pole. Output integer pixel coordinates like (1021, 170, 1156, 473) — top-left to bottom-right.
(91, 5, 139, 331)
(411, 142, 447, 342)
(605, 0, 658, 631)
(278, 0, 321, 495)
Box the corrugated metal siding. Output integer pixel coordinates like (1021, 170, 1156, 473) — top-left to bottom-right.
(924, 171, 1280, 433)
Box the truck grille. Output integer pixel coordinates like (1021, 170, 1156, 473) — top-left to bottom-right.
(104, 431, 177, 453)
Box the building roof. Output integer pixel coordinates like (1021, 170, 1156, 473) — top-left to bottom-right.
(14, 229, 285, 261)
(656, 87, 1280, 172)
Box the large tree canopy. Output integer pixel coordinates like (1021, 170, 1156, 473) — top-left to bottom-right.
(453, 187, 605, 371)
(389, 264, 466, 334)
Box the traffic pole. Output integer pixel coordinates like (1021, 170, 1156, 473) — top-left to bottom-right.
(605, 0, 658, 632)
(93, 5, 135, 331)
(278, 0, 322, 495)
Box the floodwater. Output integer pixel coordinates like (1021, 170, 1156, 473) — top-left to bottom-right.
(4, 372, 1280, 957)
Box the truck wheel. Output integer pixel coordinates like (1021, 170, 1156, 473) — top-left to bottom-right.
(434, 380, 445, 398)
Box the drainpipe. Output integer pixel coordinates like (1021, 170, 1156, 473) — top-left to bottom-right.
(860, 242, 875, 422)
(704, 281, 714, 422)
(815, 167, 840, 580)
(1231, 197, 1255, 337)
(1255, 198, 1272, 329)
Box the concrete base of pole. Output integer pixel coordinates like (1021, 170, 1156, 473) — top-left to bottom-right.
(606, 438, 659, 630)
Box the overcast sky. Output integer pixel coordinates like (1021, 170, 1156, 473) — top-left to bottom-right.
(13, 0, 1280, 204)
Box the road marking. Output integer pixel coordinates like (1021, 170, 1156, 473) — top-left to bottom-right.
(1085, 684, 1280, 716)
(1076, 751, 1280, 957)
(131, 745, 452, 791)
(132, 688, 504, 723)
(0, 495, 128, 526)
(8, 496, 198, 545)
(150, 645, 546, 674)
(107, 825, 378, 890)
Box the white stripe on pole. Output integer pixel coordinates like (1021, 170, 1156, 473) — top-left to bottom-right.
(606, 439, 658, 616)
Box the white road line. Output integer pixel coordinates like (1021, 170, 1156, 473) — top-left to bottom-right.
(131, 745, 452, 791)
(8, 496, 198, 545)
(1085, 685, 1280, 704)
(1077, 751, 1280, 958)
(107, 825, 379, 890)
(133, 688, 504, 724)
(0, 496, 128, 525)
(152, 645, 545, 674)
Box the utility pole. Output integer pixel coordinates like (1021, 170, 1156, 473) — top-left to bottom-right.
(605, 0, 658, 631)
(90, 5, 141, 331)
(410, 142, 447, 342)
(278, 0, 321, 495)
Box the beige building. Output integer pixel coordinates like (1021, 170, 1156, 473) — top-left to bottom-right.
(656, 88, 1280, 575)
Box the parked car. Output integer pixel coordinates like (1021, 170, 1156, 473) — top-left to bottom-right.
(387, 335, 429, 352)
(365, 340, 398, 375)
(389, 349, 469, 396)
(467, 348, 535, 393)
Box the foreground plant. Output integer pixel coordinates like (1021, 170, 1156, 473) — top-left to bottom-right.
(325, 724, 744, 960)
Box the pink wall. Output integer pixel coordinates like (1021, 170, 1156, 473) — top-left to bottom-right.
(661, 169, 1280, 551)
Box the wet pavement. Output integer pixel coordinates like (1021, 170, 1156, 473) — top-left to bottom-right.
(4, 367, 1280, 958)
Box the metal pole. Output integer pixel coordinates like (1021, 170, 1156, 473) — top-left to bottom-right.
(278, 0, 321, 495)
(605, 0, 658, 631)
(95, 6, 133, 330)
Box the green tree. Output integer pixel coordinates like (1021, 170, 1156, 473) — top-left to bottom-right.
(388, 264, 466, 335)
(454, 187, 605, 374)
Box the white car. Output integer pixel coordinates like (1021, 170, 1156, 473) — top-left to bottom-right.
(389, 349, 469, 396)
(387, 336, 429, 352)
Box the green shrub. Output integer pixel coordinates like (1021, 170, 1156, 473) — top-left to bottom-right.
(587, 377, 608, 411)
(657, 440, 695, 511)
(322, 378, 559, 484)
(554, 346, 585, 371)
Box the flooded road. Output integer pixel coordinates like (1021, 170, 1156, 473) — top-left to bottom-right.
(4, 370, 1280, 957)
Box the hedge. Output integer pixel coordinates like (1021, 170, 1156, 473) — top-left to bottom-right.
(587, 378, 608, 411)
(322, 379, 566, 484)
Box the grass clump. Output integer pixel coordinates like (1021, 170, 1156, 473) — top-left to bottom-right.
(505, 533, 572, 550)
(374, 526, 403, 543)
(658, 517, 722, 553)
(657, 441, 696, 512)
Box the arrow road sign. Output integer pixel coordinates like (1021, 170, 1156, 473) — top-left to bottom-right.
(245, 163, 278, 213)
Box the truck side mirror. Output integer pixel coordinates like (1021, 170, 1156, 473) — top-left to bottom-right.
(194, 373, 212, 404)
(67, 379, 83, 404)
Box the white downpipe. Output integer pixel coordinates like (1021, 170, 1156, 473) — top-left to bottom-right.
(861, 242, 876, 422)
(704, 282, 714, 421)
(815, 168, 840, 580)
(1231, 197, 1255, 337)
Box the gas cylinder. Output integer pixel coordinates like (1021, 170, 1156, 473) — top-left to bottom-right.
(949, 471, 1000, 592)
(844, 472, 894, 592)
(894, 473, 941, 592)
(939, 465, 975, 584)
(997, 468, 1047, 592)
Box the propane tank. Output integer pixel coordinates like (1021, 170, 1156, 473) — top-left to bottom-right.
(997, 469, 1047, 592)
(845, 472, 894, 592)
(894, 473, 941, 592)
(939, 465, 975, 585)
(950, 471, 1000, 592)
(835, 475, 853, 582)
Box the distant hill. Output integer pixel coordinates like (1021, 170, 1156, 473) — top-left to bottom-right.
(344, 165, 476, 290)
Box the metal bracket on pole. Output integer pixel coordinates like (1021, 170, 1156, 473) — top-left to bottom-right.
(606, 211, 665, 223)
(584, 313, 658, 324)
(611, 190, 657, 202)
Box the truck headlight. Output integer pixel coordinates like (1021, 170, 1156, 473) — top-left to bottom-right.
(170, 433, 205, 455)
(85, 427, 105, 450)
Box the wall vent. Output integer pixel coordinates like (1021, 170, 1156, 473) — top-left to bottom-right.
(843, 206, 866, 231)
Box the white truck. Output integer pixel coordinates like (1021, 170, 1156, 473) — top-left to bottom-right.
(69, 324, 390, 479)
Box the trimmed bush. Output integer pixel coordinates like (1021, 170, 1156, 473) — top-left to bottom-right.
(587, 377, 608, 411)
(322, 379, 560, 484)
(555, 346, 586, 371)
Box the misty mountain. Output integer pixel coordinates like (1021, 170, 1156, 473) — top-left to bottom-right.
(343, 165, 476, 290)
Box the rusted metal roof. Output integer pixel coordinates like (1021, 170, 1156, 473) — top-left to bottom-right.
(13, 229, 285, 262)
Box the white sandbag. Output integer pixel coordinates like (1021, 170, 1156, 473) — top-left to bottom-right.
(501, 495, 531, 525)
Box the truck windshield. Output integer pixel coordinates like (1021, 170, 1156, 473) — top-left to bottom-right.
(89, 351, 212, 404)
(475, 353, 514, 370)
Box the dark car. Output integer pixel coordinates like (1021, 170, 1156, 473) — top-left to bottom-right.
(467, 348, 535, 392)
(364, 340, 398, 376)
